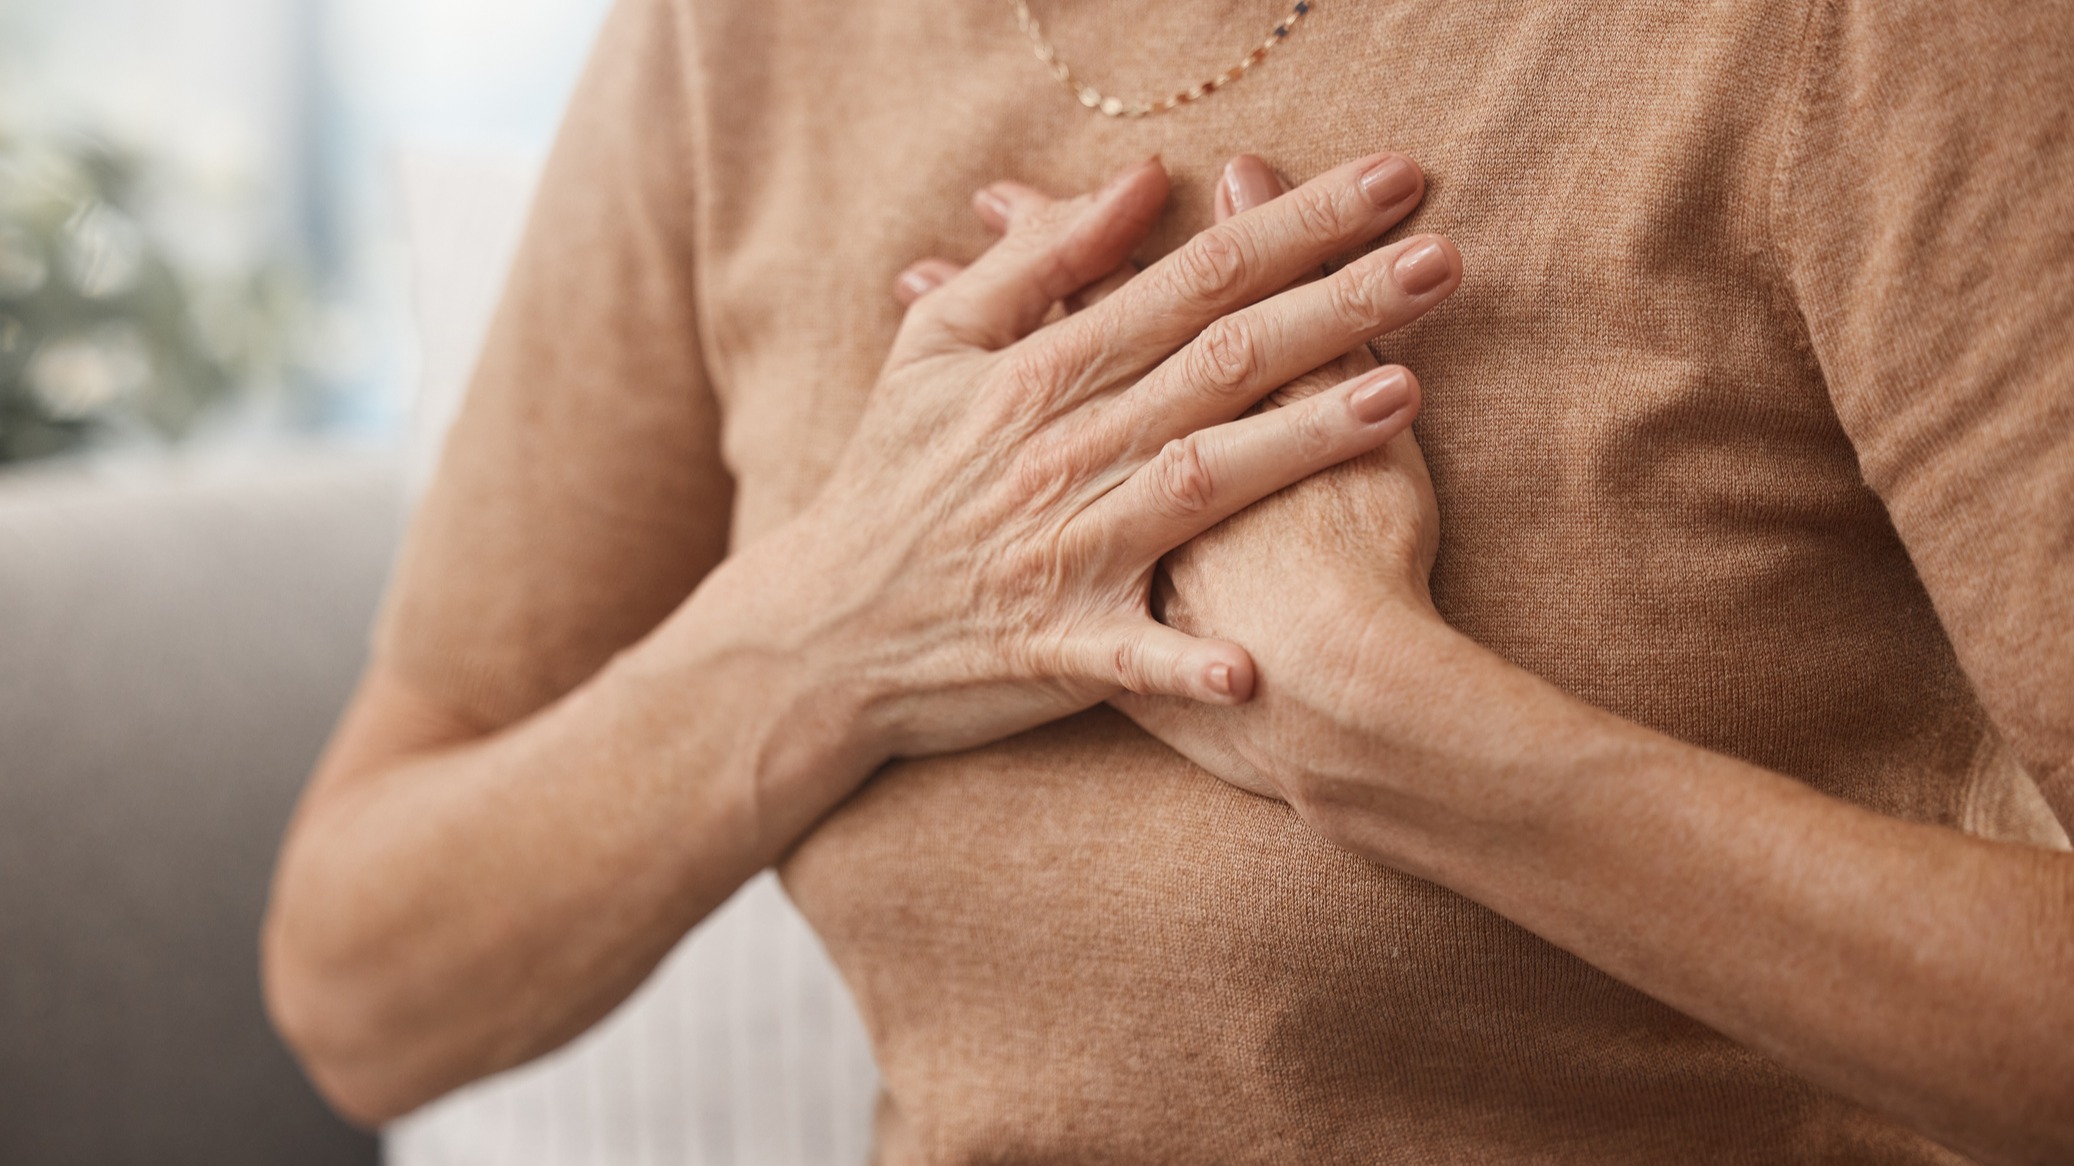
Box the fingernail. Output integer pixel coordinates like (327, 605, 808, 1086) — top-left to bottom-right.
(1349, 368, 1411, 424)
(897, 268, 941, 299)
(1223, 154, 1283, 213)
(1393, 238, 1453, 295)
(975, 187, 1012, 222)
(1205, 662, 1234, 697)
(1358, 155, 1419, 209)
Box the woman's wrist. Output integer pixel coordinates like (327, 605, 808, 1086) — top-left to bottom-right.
(1278, 611, 1570, 879)
(610, 530, 904, 859)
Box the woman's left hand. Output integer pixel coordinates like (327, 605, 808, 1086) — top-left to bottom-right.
(1151, 162, 1447, 807)
(1114, 393, 1442, 807)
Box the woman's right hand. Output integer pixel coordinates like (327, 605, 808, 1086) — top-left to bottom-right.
(681, 152, 1457, 786)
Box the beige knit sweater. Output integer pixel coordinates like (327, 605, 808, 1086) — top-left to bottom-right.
(376, 0, 2074, 1160)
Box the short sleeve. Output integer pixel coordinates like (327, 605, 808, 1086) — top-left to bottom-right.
(371, 0, 733, 729)
(1773, 0, 2074, 803)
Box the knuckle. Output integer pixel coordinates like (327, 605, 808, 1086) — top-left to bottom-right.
(1110, 637, 1156, 694)
(1289, 399, 1340, 461)
(1171, 228, 1249, 308)
(1111, 638, 1138, 689)
(987, 542, 1073, 635)
(1150, 435, 1218, 517)
(1288, 182, 1349, 242)
(1009, 430, 1084, 507)
(1190, 316, 1263, 396)
(1323, 267, 1382, 331)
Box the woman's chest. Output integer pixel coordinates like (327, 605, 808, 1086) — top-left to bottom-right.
(684, 0, 1812, 532)
(683, 0, 1974, 787)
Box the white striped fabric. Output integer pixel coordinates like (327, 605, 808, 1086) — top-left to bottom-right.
(383, 872, 881, 1166)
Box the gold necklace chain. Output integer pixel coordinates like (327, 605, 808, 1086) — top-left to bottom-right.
(1010, 1, 1314, 118)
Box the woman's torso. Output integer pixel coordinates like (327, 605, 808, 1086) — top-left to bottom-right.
(675, 1, 1990, 1159)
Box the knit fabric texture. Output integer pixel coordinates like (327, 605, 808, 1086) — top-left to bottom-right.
(374, 0, 2074, 1160)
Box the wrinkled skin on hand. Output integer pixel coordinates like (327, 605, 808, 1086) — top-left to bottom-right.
(900, 155, 1448, 803)
(1142, 361, 1443, 801)
(754, 150, 1454, 770)
(1137, 160, 1447, 803)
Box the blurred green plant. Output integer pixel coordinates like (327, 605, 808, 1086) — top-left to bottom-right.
(0, 130, 302, 464)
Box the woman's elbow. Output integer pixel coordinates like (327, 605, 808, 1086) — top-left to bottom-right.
(260, 898, 431, 1129)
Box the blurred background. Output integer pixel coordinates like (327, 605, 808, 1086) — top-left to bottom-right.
(1, 3, 883, 1164)
(0, 0, 609, 465)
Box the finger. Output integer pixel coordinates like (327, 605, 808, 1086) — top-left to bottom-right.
(893, 258, 965, 306)
(1213, 154, 1347, 414)
(1263, 345, 1376, 409)
(1057, 150, 1425, 380)
(972, 181, 1058, 234)
(1112, 233, 1458, 440)
(1215, 153, 1286, 223)
(969, 184, 1136, 314)
(895, 158, 1169, 357)
(1068, 619, 1256, 705)
(1078, 365, 1421, 562)
(1064, 261, 1138, 313)
(962, 155, 1303, 323)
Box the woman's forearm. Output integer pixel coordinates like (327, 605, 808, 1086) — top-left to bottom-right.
(1290, 620, 2074, 1166)
(261, 548, 885, 1127)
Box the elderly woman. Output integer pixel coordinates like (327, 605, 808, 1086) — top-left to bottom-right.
(262, 0, 2074, 1161)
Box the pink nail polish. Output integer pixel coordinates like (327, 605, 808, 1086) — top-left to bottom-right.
(1359, 155, 1419, 210)
(1349, 369, 1411, 423)
(1224, 155, 1282, 213)
(1393, 239, 1453, 295)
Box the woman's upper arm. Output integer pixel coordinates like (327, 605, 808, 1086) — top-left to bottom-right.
(355, 0, 731, 761)
(1776, 0, 2074, 816)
